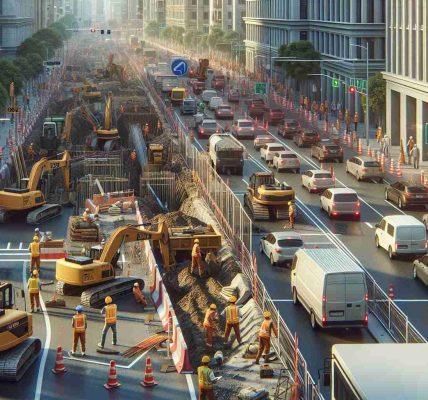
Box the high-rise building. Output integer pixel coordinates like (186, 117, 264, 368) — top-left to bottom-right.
(244, 0, 385, 113)
(209, 0, 245, 34)
(165, 0, 209, 32)
(383, 0, 427, 160)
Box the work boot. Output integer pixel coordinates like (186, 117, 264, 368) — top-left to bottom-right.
(71, 350, 76, 356)
(112, 342, 117, 346)
(254, 360, 260, 365)
(81, 352, 86, 356)
(97, 342, 104, 348)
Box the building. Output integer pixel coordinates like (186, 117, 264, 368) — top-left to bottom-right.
(383, 0, 428, 160)
(141, 0, 165, 27)
(244, 0, 385, 114)
(209, 0, 245, 34)
(165, 0, 209, 32)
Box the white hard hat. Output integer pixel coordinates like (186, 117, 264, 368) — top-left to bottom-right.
(133, 282, 139, 287)
(85, 208, 90, 212)
(410, 136, 413, 139)
(34, 228, 40, 232)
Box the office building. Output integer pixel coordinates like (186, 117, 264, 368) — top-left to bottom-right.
(165, 0, 209, 32)
(209, 0, 245, 34)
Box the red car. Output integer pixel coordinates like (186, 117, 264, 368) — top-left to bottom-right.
(193, 81, 206, 95)
(248, 98, 267, 118)
(215, 105, 234, 119)
(212, 75, 225, 89)
(228, 89, 240, 103)
(265, 107, 285, 125)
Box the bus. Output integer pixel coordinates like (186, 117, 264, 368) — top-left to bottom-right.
(331, 344, 428, 400)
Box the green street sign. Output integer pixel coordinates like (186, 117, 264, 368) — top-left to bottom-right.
(332, 79, 340, 88)
(254, 82, 267, 95)
(356, 79, 367, 90)
(425, 123, 428, 145)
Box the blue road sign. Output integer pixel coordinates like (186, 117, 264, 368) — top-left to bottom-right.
(171, 59, 188, 76)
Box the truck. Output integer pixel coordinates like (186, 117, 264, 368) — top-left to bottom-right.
(208, 133, 244, 175)
(161, 75, 179, 94)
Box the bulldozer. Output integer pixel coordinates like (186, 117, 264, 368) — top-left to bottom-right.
(0, 151, 71, 224)
(0, 282, 41, 381)
(244, 172, 295, 220)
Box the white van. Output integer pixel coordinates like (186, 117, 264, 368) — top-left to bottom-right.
(260, 143, 286, 162)
(202, 89, 217, 103)
(375, 215, 427, 259)
(291, 248, 368, 329)
(208, 96, 223, 110)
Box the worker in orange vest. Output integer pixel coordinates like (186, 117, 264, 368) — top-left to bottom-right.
(71, 305, 87, 356)
(198, 355, 217, 400)
(376, 126, 383, 143)
(222, 296, 242, 345)
(203, 304, 218, 349)
(27, 270, 41, 313)
(255, 311, 278, 364)
(98, 296, 117, 348)
(28, 236, 41, 273)
(143, 123, 149, 140)
(190, 238, 203, 277)
(354, 112, 359, 131)
(132, 282, 147, 307)
(286, 202, 295, 229)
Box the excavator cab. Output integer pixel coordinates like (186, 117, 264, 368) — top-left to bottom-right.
(89, 245, 120, 268)
(249, 172, 276, 192)
(40, 119, 62, 153)
(0, 282, 14, 310)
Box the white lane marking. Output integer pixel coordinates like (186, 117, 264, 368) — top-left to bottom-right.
(0, 258, 56, 262)
(6, 242, 10, 249)
(393, 299, 428, 303)
(0, 248, 29, 252)
(242, 178, 249, 185)
(19, 242, 23, 249)
(186, 374, 197, 400)
(384, 199, 406, 215)
(272, 299, 293, 302)
(365, 222, 374, 228)
(304, 242, 333, 245)
(300, 233, 338, 236)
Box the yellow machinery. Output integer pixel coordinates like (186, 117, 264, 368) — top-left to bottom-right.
(0, 151, 71, 224)
(0, 282, 41, 381)
(71, 80, 101, 100)
(170, 87, 186, 105)
(148, 143, 164, 165)
(104, 54, 127, 86)
(40, 111, 74, 154)
(244, 172, 295, 221)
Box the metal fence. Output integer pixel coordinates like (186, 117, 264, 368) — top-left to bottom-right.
(140, 170, 177, 211)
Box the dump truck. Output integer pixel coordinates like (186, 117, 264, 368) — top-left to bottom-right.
(208, 133, 244, 175)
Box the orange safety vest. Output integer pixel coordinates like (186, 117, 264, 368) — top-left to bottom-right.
(289, 204, 295, 216)
(203, 308, 216, 328)
(105, 304, 117, 324)
(225, 304, 239, 324)
(28, 277, 39, 294)
(259, 319, 273, 338)
(30, 242, 40, 257)
(354, 114, 359, 123)
(192, 243, 201, 257)
(73, 314, 86, 333)
(198, 366, 213, 389)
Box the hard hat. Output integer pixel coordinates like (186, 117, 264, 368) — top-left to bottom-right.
(32, 270, 39, 276)
(194, 238, 200, 243)
(133, 282, 139, 287)
(201, 355, 210, 364)
(33, 236, 39, 242)
(34, 228, 40, 232)
(76, 305, 83, 312)
(410, 136, 413, 139)
(105, 296, 112, 304)
(229, 296, 237, 303)
(209, 303, 217, 310)
(288, 201, 292, 206)
(263, 311, 271, 318)
(85, 208, 90, 212)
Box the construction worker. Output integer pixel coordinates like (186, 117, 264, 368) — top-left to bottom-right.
(191, 238, 203, 277)
(203, 304, 218, 349)
(143, 123, 149, 140)
(28, 236, 41, 272)
(28, 143, 35, 161)
(222, 296, 242, 345)
(286, 201, 295, 229)
(198, 355, 217, 400)
(71, 305, 87, 356)
(27, 270, 41, 313)
(82, 208, 91, 223)
(34, 227, 42, 241)
(99, 296, 117, 348)
(353, 112, 359, 131)
(132, 282, 147, 307)
(376, 126, 383, 143)
(255, 311, 278, 365)
(407, 136, 415, 165)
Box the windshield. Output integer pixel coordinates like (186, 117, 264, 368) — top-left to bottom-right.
(325, 145, 340, 150)
(314, 173, 332, 179)
(203, 122, 217, 129)
(407, 186, 428, 193)
(286, 122, 298, 127)
(270, 146, 285, 152)
(334, 193, 358, 202)
(304, 131, 318, 137)
(364, 161, 380, 167)
(278, 239, 303, 247)
(239, 122, 253, 128)
(282, 154, 297, 159)
(218, 106, 231, 110)
(171, 91, 184, 99)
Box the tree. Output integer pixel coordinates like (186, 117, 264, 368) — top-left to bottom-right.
(58, 15, 78, 29)
(207, 27, 224, 49)
(277, 40, 321, 92)
(50, 21, 69, 40)
(24, 53, 44, 78)
(183, 30, 196, 48)
(33, 28, 63, 56)
(0, 83, 8, 110)
(17, 37, 46, 59)
(145, 21, 160, 38)
(13, 57, 34, 81)
(0, 60, 24, 94)
(368, 72, 386, 127)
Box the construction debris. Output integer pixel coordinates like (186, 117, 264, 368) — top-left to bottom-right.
(67, 216, 100, 243)
(122, 334, 168, 358)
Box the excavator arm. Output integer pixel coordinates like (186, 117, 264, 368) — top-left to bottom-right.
(62, 111, 73, 142)
(104, 91, 113, 130)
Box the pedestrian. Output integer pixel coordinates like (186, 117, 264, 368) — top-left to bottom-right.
(27, 143, 35, 161)
(354, 112, 359, 131)
(71, 305, 87, 356)
(286, 201, 295, 229)
(98, 296, 117, 348)
(34, 227, 42, 241)
(330, 102, 336, 117)
(407, 136, 415, 165)
(345, 111, 351, 134)
(255, 311, 278, 365)
(203, 303, 218, 349)
(222, 296, 242, 345)
(132, 282, 147, 307)
(190, 238, 203, 277)
(411, 143, 420, 169)
(27, 270, 41, 313)
(198, 356, 217, 400)
(376, 126, 383, 144)
(383, 134, 391, 157)
(28, 235, 41, 273)
(82, 208, 92, 223)
(337, 102, 342, 117)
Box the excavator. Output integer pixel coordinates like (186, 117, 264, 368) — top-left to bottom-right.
(40, 111, 74, 155)
(104, 54, 127, 86)
(244, 172, 295, 221)
(0, 151, 71, 224)
(71, 80, 101, 101)
(0, 282, 41, 381)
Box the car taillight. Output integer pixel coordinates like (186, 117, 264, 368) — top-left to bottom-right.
(332, 202, 336, 208)
(425, 240, 427, 249)
(275, 248, 282, 254)
(322, 295, 326, 303)
(355, 211, 360, 216)
(395, 243, 398, 251)
(251, 127, 254, 131)
(322, 314, 326, 326)
(200, 129, 204, 133)
(357, 202, 361, 207)
(405, 193, 412, 197)
(364, 313, 368, 326)
(365, 293, 369, 302)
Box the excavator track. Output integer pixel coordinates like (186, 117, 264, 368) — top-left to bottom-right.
(80, 277, 145, 308)
(244, 193, 270, 221)
(0, 209, 19, 224)
(27, 204, 62, 225)
(56, 280, 84, 296)
(0, 338, 41, 382)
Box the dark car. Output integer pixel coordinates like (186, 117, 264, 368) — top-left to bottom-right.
(293, 129, 321, 147)
(215, 105, 234, 119)
(385, 181, 428, 209)
(212, 75, 226, 90)
(311, 141, 344, 162)
(248, 98, 267, 118)
(278, 119, 301, 139)
(265, 108, 285, 125)
(193, 81, 206, 95)
(228, 89, 240, 103)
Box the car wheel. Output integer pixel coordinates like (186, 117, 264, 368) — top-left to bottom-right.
(270, 254, 275, 266)
(356, 173, 361, 181)
(292, 288, 299, 305)
(385, 190, 389, 201)
(310, 311, 317, 329)
(398, 198, 403, 209)
(328, 207, 332, 217)
(388, 246, 394, 259)
(413, 266, 418, 279)
(375, 235, 380, 248)
(259, 242, 263, 254)
(295, 168, 300, 174)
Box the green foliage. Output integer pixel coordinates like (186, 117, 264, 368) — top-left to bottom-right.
(368, 72, 386, 118)
(24, 53, 44, 78)
(145, 21, 160, 38)
(0, 83, 8, 110)
(160, 26, 185, 44)
(0, 60, 24, 94)
(58, 15, 78, 29)
(17, 37, 46, 59)
(223, 30, 240, 43)
(33, 28, 63, 57)
(50, 22, 69, 40)
(13, 57, 34, 80)
(207, 27, 224, 49)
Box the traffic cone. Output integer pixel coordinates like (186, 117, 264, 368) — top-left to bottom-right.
(265, 120, 269, 131)
(52, 346, 67, 374)
(388, 284, 394, 300)
(395, 162, 402, 177)
(324, 120, 328, 132)
(141, 357, 158, 387)
(329, 165, 335, 179)
(104, 360, 121, 390)
(389, 158, 394, 174)
(367, 145, 372, 157)
(357, 139, 362, 154)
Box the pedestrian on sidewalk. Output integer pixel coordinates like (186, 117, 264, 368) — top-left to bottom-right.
(407, 136, 415, 165)
(411, 144, 420, 169)
(354, 112, 359, 131)
(382, 134, 391, 157)
(330, 102, 336, 117)
(71, 305, 87, 356)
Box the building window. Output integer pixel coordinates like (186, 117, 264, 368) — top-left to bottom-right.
(203, 0, 209, 5)
(192, 0, 197, 4)
(228, 11, 232, 19)
(300, 31, 308, 41)
(192, 11, 197, 19)
(367, 0, 374, 23)
(204, 11, 209, 20)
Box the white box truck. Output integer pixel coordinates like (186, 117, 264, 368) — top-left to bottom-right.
(291, 248, 368, 329)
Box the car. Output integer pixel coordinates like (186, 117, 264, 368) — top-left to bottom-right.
(253, 135, 277, 151)
(227, 89, 240, 103)
(201, 89, 217, 103)
(193, 81, 206, 95)
(212, 75, 226, 90)
(320, 188, 360, 219)
(346, 156, 383, 181)
(273, 151, 300, 173)
(208, 96, 223, 111)
(232, 119, 255, 139)
(259, 231, 304, 266)
(301, 169, 335, 193)
(248, 98, 267, 118)
(215, 104, 234, 119)
(311, 141, 344, 163)
(278, 119, 301, 139)
(413, 255, 428, 285)
(180, 97, 197, 115)
(198, 119, 222, 138)
(293, 129, 320, 147)
(260, 143, 286, 162)
(385, 181, 428, 209)
(265, 107, 285, 125)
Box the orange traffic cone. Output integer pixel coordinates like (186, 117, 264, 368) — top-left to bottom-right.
(141, 357, 158, 387)
(395, 163, 402, 177)
(357, 139, 362, 154)
(389, 158, 394, 174)
(104, 360, 121, 390)
(52, 346, 67, 374)
(388, 284, 394, 300)
(367, 145, 372, 157)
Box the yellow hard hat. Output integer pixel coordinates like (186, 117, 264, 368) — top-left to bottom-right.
(229, 296, 237, 303)
(105, 296, 112, 304)
(209, 303, 217, 310)
(194, 238, 200, 243)
(202, 355, 210, 363)
(33, 236, 39, 242)
(32, 270, 39, 276)
(288, 201, 292, 206)
(263, 311, 271, 318)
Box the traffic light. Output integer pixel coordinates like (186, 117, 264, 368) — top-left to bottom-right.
(107, 29, 111, 34)
(332, 79, 340, 88)
(101, 29, 105, 34)
(349, 85, 356, 94)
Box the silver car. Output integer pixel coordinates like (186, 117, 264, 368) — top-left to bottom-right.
(413, 255, 428, 285)
(259, 231, 304, 266)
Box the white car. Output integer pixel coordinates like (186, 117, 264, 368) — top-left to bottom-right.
(232, 119, 255, 139)
(208, 96, 223, 110)
(259, 231, 304, 266)
(320, 188, 361, 219)
(346, 156, 383, 182)
(260, 143, 286, 162)
(273, 151, 300, 173)
(301, 169, 335, 193)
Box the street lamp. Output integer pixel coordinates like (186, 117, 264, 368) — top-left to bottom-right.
(350, 43, 370, 146)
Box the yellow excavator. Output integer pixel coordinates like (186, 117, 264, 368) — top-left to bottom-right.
(0, 151, 71, 224)
(55, 223, 171, 307)
(0, 282, 41, 381)
(244, 172, 295, 220)
(40, 111, 74, 154)
(71, 80, 101, 100)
